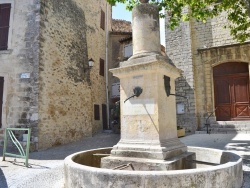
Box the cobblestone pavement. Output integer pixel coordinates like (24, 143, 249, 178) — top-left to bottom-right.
(0, 133, 249, 188)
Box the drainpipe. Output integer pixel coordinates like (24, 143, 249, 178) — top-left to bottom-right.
(105, 3, 110, 129)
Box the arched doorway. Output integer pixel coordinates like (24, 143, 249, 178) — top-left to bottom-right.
(213, 62, 250, 121)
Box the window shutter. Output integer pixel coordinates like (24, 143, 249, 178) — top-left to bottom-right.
(0, 4, 11, 50)
(100, 9, 105, 30)
(99, 58, 105, 76)
(94, 104, 100, 120)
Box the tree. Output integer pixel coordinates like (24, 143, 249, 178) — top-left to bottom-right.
(107, 0, 250, 42)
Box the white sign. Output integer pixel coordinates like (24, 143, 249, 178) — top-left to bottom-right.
(177, 103, 185, 114)
(20, 73, 30, 78)
(124, 99, 155, 115)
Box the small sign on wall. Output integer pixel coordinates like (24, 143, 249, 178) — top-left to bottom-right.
(20, 73, 30, 78)
(177, 103, 185, 114)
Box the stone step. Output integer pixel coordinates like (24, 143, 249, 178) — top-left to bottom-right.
(201, 121, 250, 133)
(196, 130, 250, 134)
(199, 125, 250, 134)
(208, 121, 250, 127)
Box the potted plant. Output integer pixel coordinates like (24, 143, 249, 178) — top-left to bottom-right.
(177, 126, 185, 137)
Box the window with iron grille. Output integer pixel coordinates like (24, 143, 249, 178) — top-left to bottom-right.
(100, 9, 105, 30)
(0, 3, 11, 50)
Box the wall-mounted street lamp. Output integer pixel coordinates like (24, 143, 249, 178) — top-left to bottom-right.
(88, 58, 94, 69)
(84, 58, 95, 71)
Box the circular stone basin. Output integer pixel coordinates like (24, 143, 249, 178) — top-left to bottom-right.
(64, 147, 243, 188)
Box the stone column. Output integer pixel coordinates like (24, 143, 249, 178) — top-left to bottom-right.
(130, 2, 161, 59)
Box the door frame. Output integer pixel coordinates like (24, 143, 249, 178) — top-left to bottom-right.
(0, 73, 8, 128)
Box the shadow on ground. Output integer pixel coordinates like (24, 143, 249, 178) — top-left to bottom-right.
(0, 168, 8, 188)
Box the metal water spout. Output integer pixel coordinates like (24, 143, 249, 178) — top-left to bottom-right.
(124, 87, 143, 103)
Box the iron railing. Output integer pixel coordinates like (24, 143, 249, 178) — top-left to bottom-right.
(205, 107, 217, 134)
(2, 128, 31, 167)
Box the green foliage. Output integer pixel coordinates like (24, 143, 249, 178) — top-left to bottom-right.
(107, 0, 250, 42)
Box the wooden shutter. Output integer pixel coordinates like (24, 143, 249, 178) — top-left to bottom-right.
(99, 58, 104, 76)
(94, 104, 100, 120)
(0, 4, 11, 50)
(100, 9, 105, 30)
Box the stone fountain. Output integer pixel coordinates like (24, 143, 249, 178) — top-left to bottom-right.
(101, 1, 194, 171)
(64, 1, 243, 187)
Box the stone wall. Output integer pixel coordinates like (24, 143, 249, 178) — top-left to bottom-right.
(165, 11, 250, 131)
(165, 15, 197, 133)
(39, 0, 111, 149)
(190, 13, 250, 128)
(0, 0, 40, 142)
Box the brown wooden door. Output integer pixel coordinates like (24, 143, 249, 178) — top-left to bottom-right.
(213, 62, 250, 121)
(0, 77, 4, 128)
(233, 76, 250, 119)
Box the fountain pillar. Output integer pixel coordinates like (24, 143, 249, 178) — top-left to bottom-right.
(101, 1, 195, 171)
(130, 1, 161, 59)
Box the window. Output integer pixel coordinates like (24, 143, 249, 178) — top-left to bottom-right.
(99, 58, 104, 76)
(124, 43, 133, 58)
(0, 3, 11, 50)
(111, 82, 120, 98)
(100, 9, 105, 30)
(94, 104, 100, 120)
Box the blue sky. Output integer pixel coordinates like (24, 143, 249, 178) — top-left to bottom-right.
(112, 3, 166, 46)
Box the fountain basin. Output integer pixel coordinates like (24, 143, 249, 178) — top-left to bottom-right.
(64, 147, 242, 188)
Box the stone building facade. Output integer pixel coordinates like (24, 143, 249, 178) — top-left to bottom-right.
(108, 19, 132, 110)
(0, 0, 40, 145)
(0, 0, 111, 149)
(166, 11, 250, 133)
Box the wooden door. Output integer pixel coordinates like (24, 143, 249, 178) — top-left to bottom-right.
(102, 104, 108, 129)
(213, 62, 250, 121)
(233, 76, 250, 119)
(0, 77, 4, 128)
